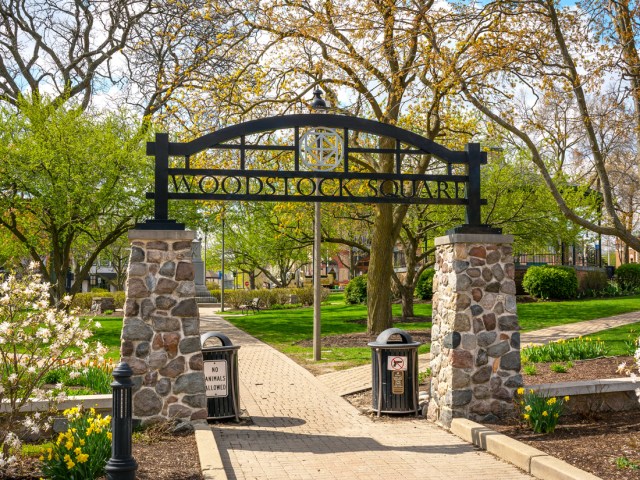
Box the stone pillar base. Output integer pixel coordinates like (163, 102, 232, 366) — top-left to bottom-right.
(121, 229, 207, 424)
(428, 233, 521, 427)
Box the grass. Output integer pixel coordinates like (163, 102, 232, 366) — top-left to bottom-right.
(222, 293, 432, 369)
(86, 293, 640, 371)
(517, 295, 640, 332)
(583, 322, 640, 356)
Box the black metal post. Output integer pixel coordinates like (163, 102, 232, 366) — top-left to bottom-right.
(465, 143, 483, 227)
(105, 363, 138, 480)
(154, 133, 169, 222)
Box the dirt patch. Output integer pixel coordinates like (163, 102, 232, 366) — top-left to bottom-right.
(523, 356, 634, 385)
(295, 329, 431, 348)
(346, 316, 431, 325)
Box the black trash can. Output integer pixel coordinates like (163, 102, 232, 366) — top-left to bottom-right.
(606, 265, 615, 280)
(368, 328, 421, 416)
(200, 332, 240, 421)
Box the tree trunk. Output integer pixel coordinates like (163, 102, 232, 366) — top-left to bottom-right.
(401, 286, 414, 319)
(367, 204, 394, 334)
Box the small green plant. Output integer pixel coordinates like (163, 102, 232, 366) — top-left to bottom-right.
(550, 363, 569, 373)
(39, 406, 112, 479)
(523, 363, 538, 375)
(102, 309, 114, 315)
(615, 456, 640, 470)
(418, 368, 432, 384)
(521, 336, 608, 363)
(624, 330, 638, 355)
(522, 265, 578, 300)
(344, 274, 367, 304)
(516, 388, 569, 433)
(415, 269, 435, 300)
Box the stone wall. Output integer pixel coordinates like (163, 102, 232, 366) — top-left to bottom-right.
(428, 233, 521, 427)
(121, 230, 207, 424)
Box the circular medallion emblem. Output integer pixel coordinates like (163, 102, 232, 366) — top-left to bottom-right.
(299, 128, 343, 172)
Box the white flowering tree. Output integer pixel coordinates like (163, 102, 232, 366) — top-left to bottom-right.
(0, 263, 105, 474)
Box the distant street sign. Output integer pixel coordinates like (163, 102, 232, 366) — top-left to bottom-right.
(244, 281, 249, 287)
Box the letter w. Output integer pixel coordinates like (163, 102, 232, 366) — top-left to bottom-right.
(170, 175, 194, 193)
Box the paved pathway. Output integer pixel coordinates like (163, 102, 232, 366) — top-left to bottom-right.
(317, 354, 431, 396)
(199, 314, 532, 480)
(520, 311, 640, 346)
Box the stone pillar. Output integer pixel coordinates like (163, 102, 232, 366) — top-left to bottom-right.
(121, 229, 207, 424)
(428, 233, 521, 427)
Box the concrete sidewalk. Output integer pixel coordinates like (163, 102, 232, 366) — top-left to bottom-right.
(199, 314, 532, 480)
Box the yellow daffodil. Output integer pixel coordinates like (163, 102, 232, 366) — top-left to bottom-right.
(546, 397, 556, 406)
(564, 396, 570, 402)
(523, 414, 530, 420)
(66, 459, 75, 469)
(76, 453, 89, 463)
(524, 405, 532, 412)
(542, 411, 548, 417)
(517, 387, 525, 395)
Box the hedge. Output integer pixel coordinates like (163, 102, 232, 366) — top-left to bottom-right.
(212, 286, 327, 309)
(616, 263, 640, 291)
(71, 291, 125, 311)
(522, 265, 578, 300)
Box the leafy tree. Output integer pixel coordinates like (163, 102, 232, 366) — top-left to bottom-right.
(0, 100, 150, 300)
(432, 1, 640, 257)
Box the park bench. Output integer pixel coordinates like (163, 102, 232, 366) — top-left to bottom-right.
(239, 298, 262, 315)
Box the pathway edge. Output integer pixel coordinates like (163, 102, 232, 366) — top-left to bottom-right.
(450, 418, 602, 480)
(194, 423, 227, 480)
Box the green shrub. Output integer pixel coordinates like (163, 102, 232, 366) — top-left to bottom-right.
(578, 270, 608, 295)
(111, 291, 125, 309)
(70, 292, 94, 311)
(415, 268, 435, 300)
(344, 274, 367, 304)
(522, 265, 578, 300)
(521, 336, 608, 363)
(90, 287, 109, 293)
(616, 263, 640, 291)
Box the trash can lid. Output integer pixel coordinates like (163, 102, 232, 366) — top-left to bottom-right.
(367, 327, 421, 347)
(201, 331, 239, 349)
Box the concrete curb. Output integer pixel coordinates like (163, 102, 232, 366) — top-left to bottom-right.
(450, 418, 601, 480)
(194, 423, 227, 480)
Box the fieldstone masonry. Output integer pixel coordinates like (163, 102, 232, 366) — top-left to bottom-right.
(121, 229, 207, 424)
(428, 233, 521, 427)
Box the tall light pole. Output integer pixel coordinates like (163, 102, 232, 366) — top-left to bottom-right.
(311, 87, 327, 361)
(220, 214, 225, 313)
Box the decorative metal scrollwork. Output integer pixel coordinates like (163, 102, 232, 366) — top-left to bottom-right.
(299, 128, 343, 172)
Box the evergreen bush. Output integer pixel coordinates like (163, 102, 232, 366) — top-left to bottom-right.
(415, 268, 435, 300)
(522, 265, 578, 300)
(344, 274, 367, 304)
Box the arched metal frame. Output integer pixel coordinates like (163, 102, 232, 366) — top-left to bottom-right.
(140, 113, 490, 231)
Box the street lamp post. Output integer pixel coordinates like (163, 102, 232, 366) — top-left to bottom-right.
(311, 87, 328, 362)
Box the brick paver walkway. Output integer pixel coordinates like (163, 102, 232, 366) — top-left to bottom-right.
(199, 314, 532, 480)
(317, 354, 431, 396)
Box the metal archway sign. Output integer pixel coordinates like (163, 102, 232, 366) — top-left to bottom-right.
(139, 113, 487, 229)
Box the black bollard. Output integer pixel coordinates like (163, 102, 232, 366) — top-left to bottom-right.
(105, 362, 138, 480)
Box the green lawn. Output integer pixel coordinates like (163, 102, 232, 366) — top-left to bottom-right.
(222, 293, 432, 370)
(517, 295, 640, 332)
(91, 293, 640, 370)
(585, 321, 640, 356)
